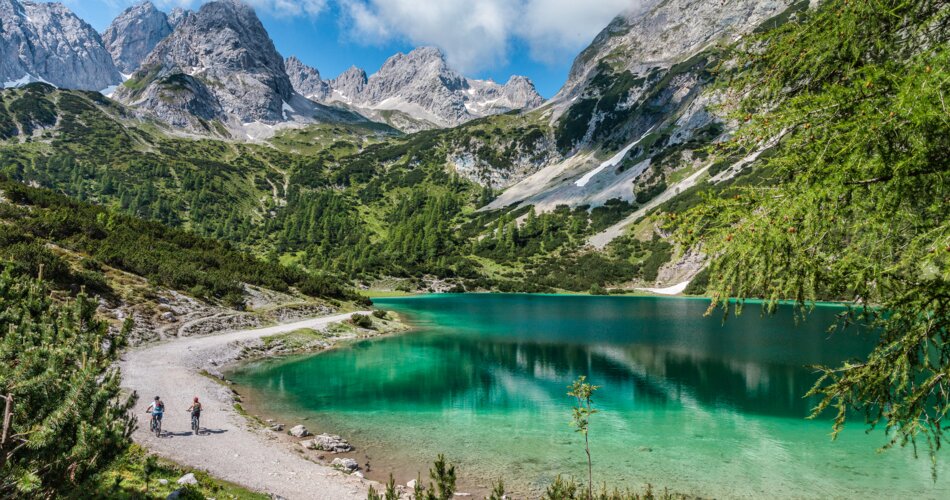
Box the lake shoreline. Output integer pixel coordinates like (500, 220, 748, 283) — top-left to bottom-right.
(225, 294, 944, 499)
(119, 311, 391, 500)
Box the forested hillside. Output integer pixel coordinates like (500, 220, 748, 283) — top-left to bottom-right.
(0, 178, 362, 307)
(0, 84, 683, 293)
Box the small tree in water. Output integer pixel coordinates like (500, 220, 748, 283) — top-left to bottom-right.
(568, 376, 599, 500)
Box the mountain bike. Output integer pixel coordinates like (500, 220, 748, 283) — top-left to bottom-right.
(149, 413, 162, 437)
(191, 412, 200, 434)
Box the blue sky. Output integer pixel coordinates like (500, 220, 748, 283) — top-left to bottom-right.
(53, 0, 638, 98)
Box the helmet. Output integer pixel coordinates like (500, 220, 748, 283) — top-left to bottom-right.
(154, 396, 160, 400)
(193, 396, 199, 402)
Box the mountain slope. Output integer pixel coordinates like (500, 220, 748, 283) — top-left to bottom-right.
(102, 1, 174, 75)
(460, 0, 797, 219)
(0, 0, 121, 90)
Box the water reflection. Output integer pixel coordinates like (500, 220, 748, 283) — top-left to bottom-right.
(242, 301, 862, 419)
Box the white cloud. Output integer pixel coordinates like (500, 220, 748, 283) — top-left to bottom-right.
(339, 0, 643, 73)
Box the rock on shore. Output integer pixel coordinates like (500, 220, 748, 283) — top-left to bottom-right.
(300, 433, 353, 453)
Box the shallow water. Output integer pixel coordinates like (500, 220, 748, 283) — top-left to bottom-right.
(229, 294, 948, 498)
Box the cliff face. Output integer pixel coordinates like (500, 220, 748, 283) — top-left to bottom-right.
(102, 1, 174, 75)
(0, 0, 122, 91)
(114, 0, 294, 127)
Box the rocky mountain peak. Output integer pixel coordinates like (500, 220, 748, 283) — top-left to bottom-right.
(286, 56, 330, 101)
(114, 0, 296, 127)
(305, 46, 542, 131)
(102, 1, 173, 74)
(0, 0, 121, 90)
(328, 66, 368, 103)
(167, 7, 190, 28)
(556, 0, 793, 102)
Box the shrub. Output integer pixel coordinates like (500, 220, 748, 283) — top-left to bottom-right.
(350, 313, 373, 328)
(371, 309, 387, 319)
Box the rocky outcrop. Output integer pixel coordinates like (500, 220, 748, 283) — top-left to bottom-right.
(285, 56, 330, 101)
(0, 0, 121, 91)
(287, 47, 543, 132)
(102, 1, 173, 74)
(167, 7, 190, 28)
(556, 0, 793, 103)
(327, 66, 367, 102)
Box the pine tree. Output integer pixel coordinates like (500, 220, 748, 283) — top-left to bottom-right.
(682, 0, 949, 473)
(0, 267, 136, 495)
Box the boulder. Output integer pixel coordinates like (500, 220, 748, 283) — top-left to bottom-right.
(176, 473, 198, 485)
(303, 433, 353, 453)
(158, 479, 169, 486)
(269, 423, 284, 432)
(288, 424, 310, 437)
(406, 479, 417, 489)
(331, 457, 359, 472)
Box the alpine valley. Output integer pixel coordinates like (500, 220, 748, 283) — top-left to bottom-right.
(0, 0, 946, 498)
(0, 0, 808, 297)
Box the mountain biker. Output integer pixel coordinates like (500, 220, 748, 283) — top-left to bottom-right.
(146, 396, 165, 431)
(187, 396, 202, 430)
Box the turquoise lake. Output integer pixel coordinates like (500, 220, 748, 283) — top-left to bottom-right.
(228, 294, 948, 498)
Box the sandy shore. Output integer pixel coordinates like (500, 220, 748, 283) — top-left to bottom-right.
(120, 312, 375, 500)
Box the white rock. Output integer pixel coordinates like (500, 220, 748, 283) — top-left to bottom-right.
(406, 479, 417, 489)
(158, 479, 169, 485)
(288, 424, 310, 437)
(331, 457, 359, 472)
(176, 473, 198, 485)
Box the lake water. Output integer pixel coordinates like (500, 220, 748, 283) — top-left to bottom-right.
(228, 294, 948, 498)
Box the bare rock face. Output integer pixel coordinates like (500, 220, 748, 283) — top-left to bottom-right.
(285, 56, 330, 101)
(102, 1, 173, 74)
(0, 0, 121, 90)
(555, 0, 793, 103)
(113, 0, 308, 130)
(326, 66, 367, 103)
(167, 7, 190, 28)
(287, 47, 543, 131)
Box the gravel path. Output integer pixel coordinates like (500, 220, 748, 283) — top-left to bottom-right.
(120, 313, 374, 499)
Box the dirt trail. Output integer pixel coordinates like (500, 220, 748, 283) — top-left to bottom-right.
(120, 313, 373, 499)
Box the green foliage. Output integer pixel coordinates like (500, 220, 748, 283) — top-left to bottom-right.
(0, 179, 357, 304)
(427, 454, 456, 500)
(350, 313, 373, 329)
(372, 309, 388, 319)
(544, 477, 680, 500)
(76, 445, 267, 499)
(487, 480, 506, 500)
(0, 267, 136, 496)
(681, 0, 950, 473)
(568, 376, 600, 500)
